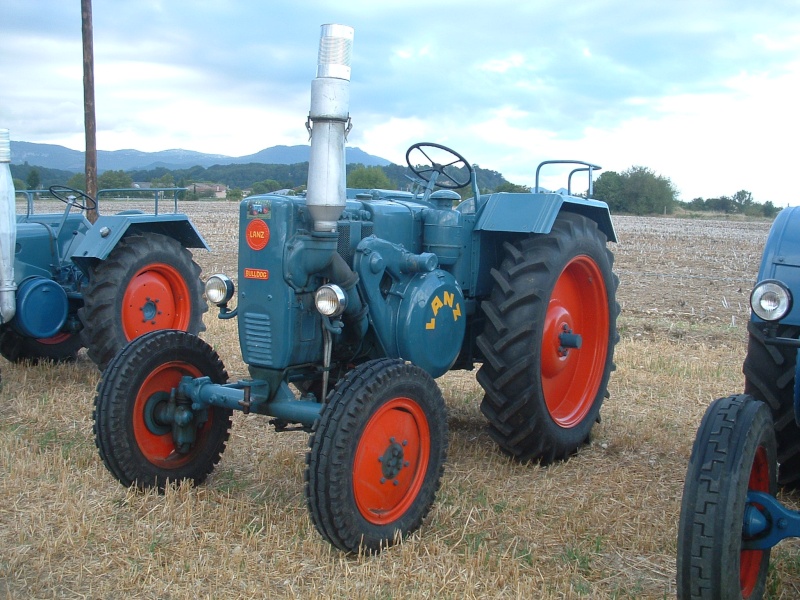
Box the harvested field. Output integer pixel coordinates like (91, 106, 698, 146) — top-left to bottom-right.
(2, 200, 799, 598)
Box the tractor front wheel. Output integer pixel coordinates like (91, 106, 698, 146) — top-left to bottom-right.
(79, 232, 206, 370)
(476, 212, 619, 463)
(93, 330, 232, 489)
(305, 359, 448, 553)
(743, 321, 800, 487)
(676, 394, 776, 600)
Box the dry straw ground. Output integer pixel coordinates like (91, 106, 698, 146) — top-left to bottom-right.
(3, 200, 800, 599)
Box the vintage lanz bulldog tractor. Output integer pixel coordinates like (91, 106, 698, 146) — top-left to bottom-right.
(0, 129, 207, 371)
(94, 24, 620, 553)
(678, 206, 800, 598)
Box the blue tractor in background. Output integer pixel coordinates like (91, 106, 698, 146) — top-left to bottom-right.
(0, 180, 208, 370)
(678, 206, 800, 599)
(92, 24, 620, 553)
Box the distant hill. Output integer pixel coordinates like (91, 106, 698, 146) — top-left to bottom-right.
(9, 141, 392, 173)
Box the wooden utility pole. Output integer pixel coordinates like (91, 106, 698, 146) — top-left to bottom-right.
(81, 0, 98, 222)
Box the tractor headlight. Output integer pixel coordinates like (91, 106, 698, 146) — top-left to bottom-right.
(315, 284, 347, 317)
(205, 274, 235, 306)
(750, 280, 792, 321)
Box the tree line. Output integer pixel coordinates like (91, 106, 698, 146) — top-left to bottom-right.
(592, 166, 780, 218)
(11, 160, 782, 218)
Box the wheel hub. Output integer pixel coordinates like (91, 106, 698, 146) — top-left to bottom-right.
(379, 437, 410, 483)
(140, 297, 159, 321)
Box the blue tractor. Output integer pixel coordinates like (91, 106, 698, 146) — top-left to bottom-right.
(0, 160, 208, 370)
(678, 206, 800, 598)
(92, 24, 619, 553)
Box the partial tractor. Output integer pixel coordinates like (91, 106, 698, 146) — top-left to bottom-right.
(93, 24, 620, 553)
(677, 206, 800, 599)
(0, 147, 208, 370)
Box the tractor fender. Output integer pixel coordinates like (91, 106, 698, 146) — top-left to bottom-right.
(474, 192, 617, 242)
(70, 213, 209, 276)
(753, 206, 800, 327)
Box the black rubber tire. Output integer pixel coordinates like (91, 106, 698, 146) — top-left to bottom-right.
(93, 330, 232, 490)
(0, 328, 82, 363)
(305, 358, 448, 553)
(743, 320, 800, 487)
(476, 212, 619, 463)
(676, 394, 777, 600)
(79, 232, 206, 371)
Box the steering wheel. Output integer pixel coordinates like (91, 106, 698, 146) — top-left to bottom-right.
(405, 142, 473, 189)
(49, 185, 97, 211)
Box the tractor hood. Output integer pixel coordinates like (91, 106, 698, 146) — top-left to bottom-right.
(0, 129, 17, 324)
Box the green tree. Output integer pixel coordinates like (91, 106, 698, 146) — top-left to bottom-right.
(347, 165, 392, 189)
(26, 168, 41, 190)
(151, 172, 175, 188)
(592, 167, 677, 215)
(66, 173, 87, 190)
(226, 187, 243, 201)
(97, 169, 133, 190)
(495, 182, 531, 193)
(762, 200, 778, 218)
(12, 178, 26, 190)
(250, 179, 282, 194)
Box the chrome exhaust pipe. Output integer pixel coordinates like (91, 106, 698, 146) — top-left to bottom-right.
(305, 24, 354, 232)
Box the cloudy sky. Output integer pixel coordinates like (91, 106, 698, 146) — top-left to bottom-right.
(2, 1, 799, 204)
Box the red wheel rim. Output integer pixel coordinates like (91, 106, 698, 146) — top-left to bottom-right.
(36, 332, 72, 345)
(132, 361, 210, 468)
(541, 255, 609, 427)
(353, 397, 430, 525)
(741, 445, 770, 597)
(121, 263, 191, 341)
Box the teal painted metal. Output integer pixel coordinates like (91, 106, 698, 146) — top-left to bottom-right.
(475, 192, 617, 242)
(753, 206, 800, 326)
(3, 185, 208, 364)
(178, 150, 616, 426)
(70, 212, 209, 275)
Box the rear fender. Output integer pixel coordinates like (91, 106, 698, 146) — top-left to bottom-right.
(70, 213, 209, 276)
(475, 192, 616, 242)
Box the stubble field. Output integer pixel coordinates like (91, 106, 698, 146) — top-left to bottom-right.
(2, 199, 799, 599)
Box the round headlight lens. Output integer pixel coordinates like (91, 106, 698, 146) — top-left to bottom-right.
(750, 280, 792, 321)
(205, 274, 235, 306)
(315, 284, 347, 317)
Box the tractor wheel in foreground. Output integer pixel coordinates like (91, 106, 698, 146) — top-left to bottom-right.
(743, 321, 800, 487)
(93, 329, 232, 490)
(306, 358, 448, 553)
(676, 394, 776, 600)
(79, 232, 206, 370)
(476, 212, 619, 463)
(0, 328, 83, 363)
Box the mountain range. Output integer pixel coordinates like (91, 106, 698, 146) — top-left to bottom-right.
(9, 141, 392, 172)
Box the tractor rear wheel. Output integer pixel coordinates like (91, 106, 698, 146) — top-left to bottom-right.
(743, 321, 800, 487)
(93, 330, 232, 490)
(79, 232, 206, 370)
(476, 212, 619, 463)
(0, 329, 82, 363)
(305, 358, 448, 553)
(677, 394, 776, 600)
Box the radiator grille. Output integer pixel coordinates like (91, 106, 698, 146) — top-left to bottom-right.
(336, 221, 373, 264)
(244, 312, 272, 364)
(337, 222, 352, 263)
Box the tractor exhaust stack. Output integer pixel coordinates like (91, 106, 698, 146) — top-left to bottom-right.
(0, 129, 17, 325)
(306, 24, 354, 232)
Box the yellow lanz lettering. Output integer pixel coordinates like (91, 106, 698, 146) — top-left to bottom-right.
(426, 318, 436, 330)
(431, 296, 443, 316)
(452, 303, 461, 320)
(443, 290, 454, 307)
